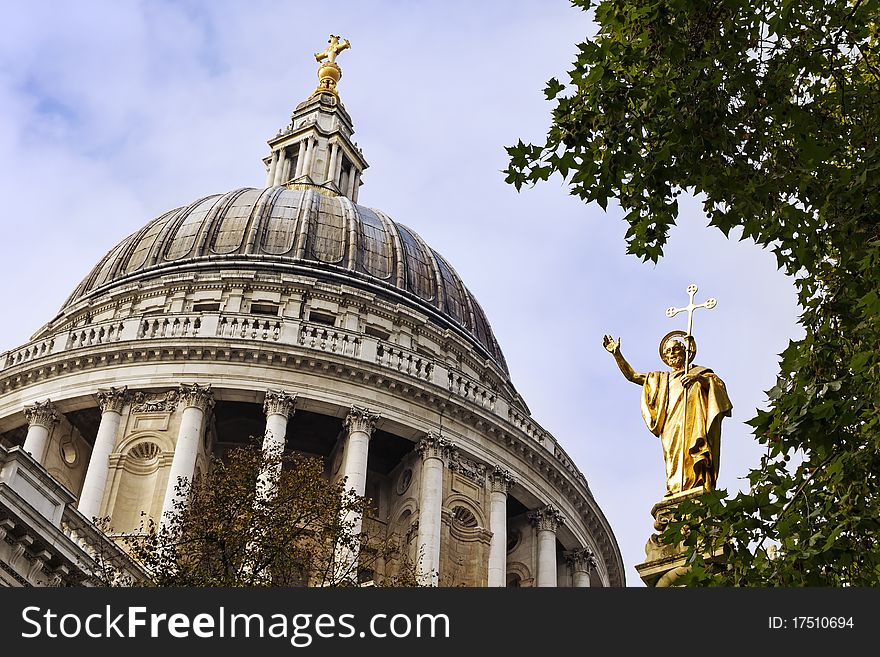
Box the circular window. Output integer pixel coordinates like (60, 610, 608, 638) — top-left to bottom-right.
(396, 468, 412, 495)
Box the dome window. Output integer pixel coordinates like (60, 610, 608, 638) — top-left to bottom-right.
(364, 325, 390, 341)
(193, 302, 221, 312)
(251, 303, 280, 317)
(308, 310, 336, 326)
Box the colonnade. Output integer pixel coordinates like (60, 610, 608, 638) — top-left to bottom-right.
(20, 390, 598, 586)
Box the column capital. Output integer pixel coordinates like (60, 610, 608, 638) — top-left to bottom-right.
(263, 390, 297, 419)
(488, 465, 514, 494)
(96, 386, 128, 414)
(24, 400, 58, 429)
(177, 383, 215, 412)
(528, 504, 565, 532)
(343, 405, 379, 436)
(418, 432, 455, 463)
(565, 546, 597, 574)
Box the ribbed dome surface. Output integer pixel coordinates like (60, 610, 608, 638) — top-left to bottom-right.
(63, 186, 508, 372)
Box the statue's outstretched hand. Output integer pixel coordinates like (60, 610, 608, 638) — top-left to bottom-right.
(602, 335, 620, 355)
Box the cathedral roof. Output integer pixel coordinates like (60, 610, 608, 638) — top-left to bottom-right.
(61, 186, 509, 373)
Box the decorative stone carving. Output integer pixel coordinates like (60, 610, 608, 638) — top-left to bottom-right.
(417, 433, 455, 462)
(24, 400, 57, 429)
(0, 518, 14, 542)
(565, 546, 598, 574)
(130, 389, 178, 413)
(343, 405, 379, 435)
(405, 519, 420, 543)
(449, 453, 487, 484)
(58, 435, 78, 466)
(27, 549, 52, 582)
(177, 383, 214, 412)
(528, 504, 565, 532)
(488, 465, 514, 494)
(96, 386, 127, 414)
(263, 389, 297, 419)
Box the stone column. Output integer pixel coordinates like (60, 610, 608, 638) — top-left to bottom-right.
(23, 400, 58, 464)
(332, 406, 379, 582)
(416, 433, 454, 586)
(351, 170, 361, 203)
(327, 142, 339, 184)
(487, 466, 514, 587)
(266, 150, 279, 187)
(340, 406, 379, 511)
(257, 390, 296, 497)
(302, 137, 316, 178)
(159, 384, 214, 529)
(566, 547, 597, 587)
(273, 149, 286, 186)
(334, 149, 344, 184)
(280, 153, 292, 184)
(77, 387, 127, 520)
(346, 166, 357, 198)
(294, 141, 306, 178)
(529, 505, 564, 587)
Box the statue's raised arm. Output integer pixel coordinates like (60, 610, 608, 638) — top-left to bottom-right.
(603, 334, 646, 385)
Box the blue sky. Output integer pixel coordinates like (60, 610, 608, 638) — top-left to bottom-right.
(0, 0, 801, 586)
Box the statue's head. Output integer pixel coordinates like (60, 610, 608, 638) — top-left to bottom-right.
(661, 340, 686, 369)
(659, 330, 695, 370)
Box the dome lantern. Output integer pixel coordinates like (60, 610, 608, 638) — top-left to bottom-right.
(263, 34, 367, 202)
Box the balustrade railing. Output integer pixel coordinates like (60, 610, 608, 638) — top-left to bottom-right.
(299, 322, 360, 357)
(508, 407, 550, 445)
(138, 317, 199, 339)
(216, 315, 280, 341)
(4, 338, 55, 368)
(376, 342, 432, 380)
(448, 370, 496, 410)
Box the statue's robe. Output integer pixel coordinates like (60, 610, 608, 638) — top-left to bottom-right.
(640, 365, 732, 496)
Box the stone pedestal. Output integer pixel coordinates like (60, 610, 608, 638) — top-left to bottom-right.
(635, 488, 718, 587)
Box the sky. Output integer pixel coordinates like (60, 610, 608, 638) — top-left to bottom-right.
(0, 0, 802, 586)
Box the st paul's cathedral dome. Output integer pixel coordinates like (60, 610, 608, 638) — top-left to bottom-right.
(0, 36, 623, 588)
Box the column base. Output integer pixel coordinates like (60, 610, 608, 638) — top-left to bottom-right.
(635, 488, 724, 587)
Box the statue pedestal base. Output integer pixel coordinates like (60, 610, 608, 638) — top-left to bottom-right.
(635, 488, 720, 587)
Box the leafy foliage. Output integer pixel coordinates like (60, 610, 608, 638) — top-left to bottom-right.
(506, 0, 880, 584)
(118, 442, 421, 587)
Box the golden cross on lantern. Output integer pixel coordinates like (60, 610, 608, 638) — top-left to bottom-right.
(315, 35, 350, 64)
(665, 283, 716, 373)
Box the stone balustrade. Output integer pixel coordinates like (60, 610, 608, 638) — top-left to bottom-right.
(375, 341, 432, 380)
(448, 370, 496, 411)
(508, 406, 550, 446)
(68, 322, 126, 349)
(300, 322, 360, 357)
(0, 313, 571, 478)
(140, 316, 200, 339)
(216, 315, 281, 341)
(4, 338, 55, 368)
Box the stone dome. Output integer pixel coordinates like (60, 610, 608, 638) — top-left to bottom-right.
(62, 185, 508, 373)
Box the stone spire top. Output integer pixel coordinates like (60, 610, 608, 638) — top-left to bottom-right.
(263, 34, 368, 202)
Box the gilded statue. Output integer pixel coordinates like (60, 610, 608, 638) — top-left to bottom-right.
(603, 330, 732, 497)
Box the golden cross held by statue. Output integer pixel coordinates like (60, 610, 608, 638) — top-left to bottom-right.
(315, 35, 350, 64)
(665, 283, 716, 373)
